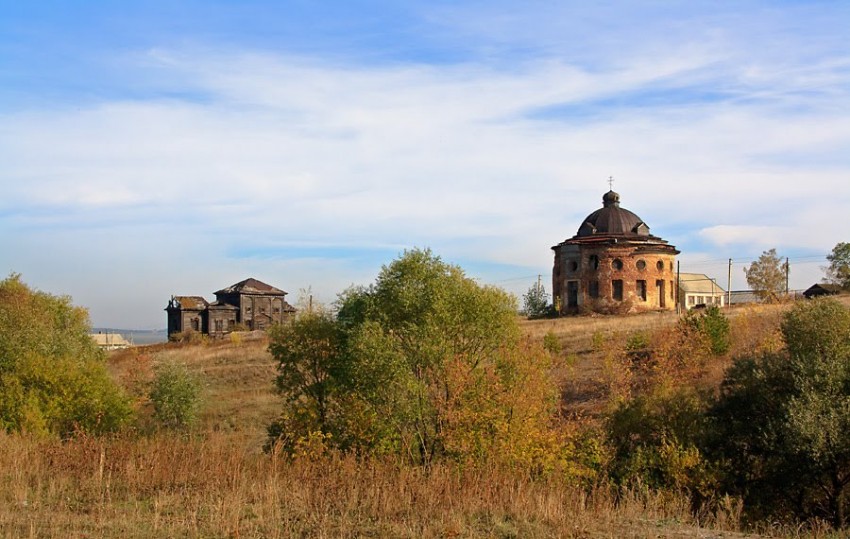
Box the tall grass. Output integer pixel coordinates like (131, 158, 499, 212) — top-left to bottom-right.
(0, 431, 753, 538)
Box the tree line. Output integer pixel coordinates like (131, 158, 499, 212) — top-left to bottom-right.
(3, 243, 850, 530)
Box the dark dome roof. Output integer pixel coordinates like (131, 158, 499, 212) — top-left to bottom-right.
(576, 190, 649, 237)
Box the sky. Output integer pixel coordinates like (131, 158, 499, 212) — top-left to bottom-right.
(1, 1, 849, 329)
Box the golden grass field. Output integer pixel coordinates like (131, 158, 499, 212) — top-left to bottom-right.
(3, 299, 848, 537)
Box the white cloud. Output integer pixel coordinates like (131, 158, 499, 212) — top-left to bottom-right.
(2, 6, 850, 326)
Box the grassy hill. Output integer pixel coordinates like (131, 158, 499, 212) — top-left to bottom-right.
(6, 300, 844, 537)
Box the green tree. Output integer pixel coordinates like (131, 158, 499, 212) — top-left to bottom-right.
(267, 311, 345, 450)
(269, 249, 567, 470)
(0, 274, 131, 436)
(710, 298, 850, 527)
(825, 242, 850, 290)
(149, 362, 202, 431)
(337, 249, 525, 463)
(522, 281, 550, 319)
(743, 248, 788, 302)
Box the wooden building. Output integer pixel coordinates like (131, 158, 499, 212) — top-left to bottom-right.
(166, 278, 295, 337)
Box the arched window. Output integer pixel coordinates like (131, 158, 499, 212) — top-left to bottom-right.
(612, 259, 623, 270)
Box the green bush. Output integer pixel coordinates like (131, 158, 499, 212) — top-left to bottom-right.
(270, 249, 565, 470)
(710, 299, 850, 527)
(607, 386, 717, 499)
(625, 331, 651, 361)
(543, 330, 561, 355)
(149, 362, 202, 431)
(0, 274, 132, 436)
(681, 305, 730, 356)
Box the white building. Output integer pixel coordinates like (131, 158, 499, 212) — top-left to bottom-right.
(678, 273, 726, 311)
(90, 332, 131, 351)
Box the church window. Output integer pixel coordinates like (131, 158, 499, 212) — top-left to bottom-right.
(589, 255, 600, 270)
(636, 259, 646, 270)
(657, 260, 664, 271)
(589, 280, 599, 299)
(568, 260, 578, 272)
(637, 280, 647, 301)
(612, 280, 623, 301)
(612, 259, 623, 271)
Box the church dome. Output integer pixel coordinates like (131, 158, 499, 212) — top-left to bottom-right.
(576, 190, 649, 237)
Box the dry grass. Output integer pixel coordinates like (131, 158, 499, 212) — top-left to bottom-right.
(0, 432, 761, 538)
(5, 301, 841, 537)
(109, 335, 279, 449)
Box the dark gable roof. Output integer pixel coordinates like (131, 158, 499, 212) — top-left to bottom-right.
(804, 283, 843, 296)
(215, 277, 287, 296)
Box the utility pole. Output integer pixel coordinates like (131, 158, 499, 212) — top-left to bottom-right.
(727, 258, 732, 308)
(785, 257, 790, 298)
(676, 260, 681, 315)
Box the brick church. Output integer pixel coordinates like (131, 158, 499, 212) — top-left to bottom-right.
(552, 190, 679, 314)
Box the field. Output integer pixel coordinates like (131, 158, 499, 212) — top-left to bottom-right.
(4, 300, 847, 537)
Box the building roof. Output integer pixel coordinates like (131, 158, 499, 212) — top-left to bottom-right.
(215, 277, 288, 296)
(90, 332, 131, 348)
(678, 273, 726, 294)
(576, 190, 648, 237)
(169, 296, 208, 310)
(207, 300, 240, 310)
(804, 283, 843, 296)
(552, 190, 678, 254)
(728, 290, 760, 304)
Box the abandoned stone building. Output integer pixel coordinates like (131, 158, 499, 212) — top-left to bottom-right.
(166, 278, 296, 337)
(552, 190, 679, 314)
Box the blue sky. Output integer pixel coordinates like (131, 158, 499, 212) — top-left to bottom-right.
(2, 1, 849, 328)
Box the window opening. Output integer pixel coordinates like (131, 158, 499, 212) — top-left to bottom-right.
(612, 280, 623, 301)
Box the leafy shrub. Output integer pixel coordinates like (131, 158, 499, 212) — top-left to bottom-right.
(625, 331, 652, 361)
(681, 306, 730, 356)
(149, 362, 202, 430)
(0, 274, 132, 436)
(269, 249, 567, 471)
(710, 299, 850, 527)
(608, 386, 717, 499)
(543, 330, 561, 355)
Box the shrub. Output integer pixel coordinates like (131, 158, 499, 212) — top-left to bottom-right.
(543, 330, 561, 355)
(710, 298, 850, 527)
(0, 274, 132, 436)
(149, 362, 202, 431)
(681, 306, 730, 356)
(608, 386, 717, 500)
(625, 331, 651, 361)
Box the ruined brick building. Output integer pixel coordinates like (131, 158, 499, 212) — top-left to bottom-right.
(552, 190, 679, 314)
(166, 278, 295, 337)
